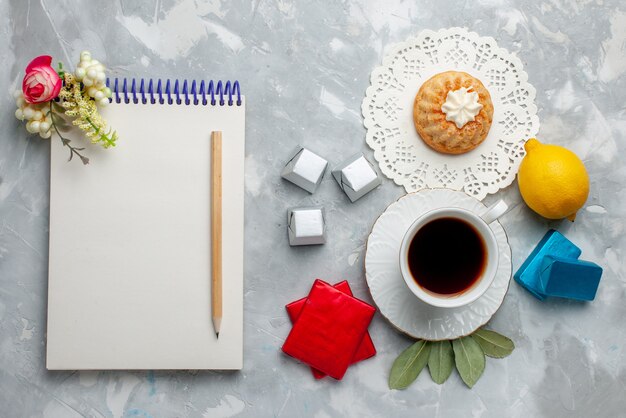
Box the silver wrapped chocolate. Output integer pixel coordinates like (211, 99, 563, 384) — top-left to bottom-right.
(287, 207, 326, 246)
(281, 146, 328, 193)
(332, 154, 381, 202)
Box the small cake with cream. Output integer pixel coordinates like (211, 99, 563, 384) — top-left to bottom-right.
(413, 71, 493, 154)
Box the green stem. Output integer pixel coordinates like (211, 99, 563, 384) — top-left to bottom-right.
(85, 117, 100, 135)
(85, 116, 115, 147)
(56, 62, 65, 79)
(49, 102, 89, 165)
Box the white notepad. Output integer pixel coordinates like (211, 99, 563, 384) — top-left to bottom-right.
(47, 81, 245, 370)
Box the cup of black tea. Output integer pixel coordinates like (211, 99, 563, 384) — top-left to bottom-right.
(399, 200, 508, 308)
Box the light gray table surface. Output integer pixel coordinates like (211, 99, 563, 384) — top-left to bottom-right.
(1, 0, 625, 417)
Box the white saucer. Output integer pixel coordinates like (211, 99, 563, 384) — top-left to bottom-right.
(365, 189, 512, 340)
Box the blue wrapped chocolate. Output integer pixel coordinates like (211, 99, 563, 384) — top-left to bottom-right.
(539, 256, 603, 301)
(514, 230, 582, 300)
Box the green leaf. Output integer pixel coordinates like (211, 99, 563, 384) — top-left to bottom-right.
(452, 336, 485, 388)
(52, 101, 65, 113)
(53, 116, 70, 131)
(427, 340, 454, 384)
(472, 329, 515, 358)
(389, 340, 431, 390)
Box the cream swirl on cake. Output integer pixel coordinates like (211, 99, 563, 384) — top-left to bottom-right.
(441, 87, 483, 129)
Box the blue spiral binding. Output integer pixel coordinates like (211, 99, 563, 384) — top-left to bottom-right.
(106, 77, 242, 106)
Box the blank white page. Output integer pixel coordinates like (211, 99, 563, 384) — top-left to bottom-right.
(47, 98, 245, 370)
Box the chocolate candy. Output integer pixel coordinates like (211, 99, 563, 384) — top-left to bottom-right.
(287, 207, 326, 246)
(332, 154, 381, 202)
(285, 280, 376, 379)
(539, 256, 603, 301)
(281, 146, 328, 193)
(514, 230, 582, 300)
(282, 279, 376, 380)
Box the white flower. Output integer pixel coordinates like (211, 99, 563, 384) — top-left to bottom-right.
(14, 89, 53, 139)
(74, 50, 111, 105)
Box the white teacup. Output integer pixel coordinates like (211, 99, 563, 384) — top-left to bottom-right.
(399, 200, 508, 308)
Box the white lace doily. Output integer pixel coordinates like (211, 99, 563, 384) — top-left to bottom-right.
(362, 28, 540, 200)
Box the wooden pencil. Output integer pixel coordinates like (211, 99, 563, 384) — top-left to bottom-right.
(211, 131, 223, 338)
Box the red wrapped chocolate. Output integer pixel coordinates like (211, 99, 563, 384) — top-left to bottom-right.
(282, 279, 376, 380)
(286, 280, 377, 379)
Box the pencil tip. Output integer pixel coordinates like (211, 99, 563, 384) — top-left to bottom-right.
(216, 332, 219, 339)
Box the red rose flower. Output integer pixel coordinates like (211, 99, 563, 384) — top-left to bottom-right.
(22, 55, 62, 104)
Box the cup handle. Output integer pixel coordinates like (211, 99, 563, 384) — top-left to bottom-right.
(480, 200, 508, 224)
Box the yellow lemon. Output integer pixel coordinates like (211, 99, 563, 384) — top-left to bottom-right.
(517, 138, 589, 221)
